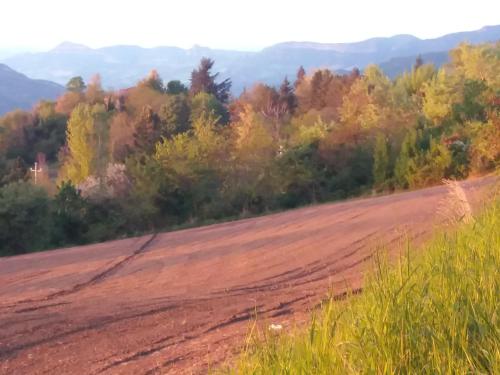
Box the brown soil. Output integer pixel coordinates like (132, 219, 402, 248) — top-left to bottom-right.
(0, 177, 496, 374)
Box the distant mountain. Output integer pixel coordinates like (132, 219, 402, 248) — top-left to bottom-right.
(3, 42, 251, 92)
(0, 64, 64, 115)
(2, 26, 499, 94)
(256, 25, 499, 81)
(379, 51, 450, 78)
(268, 25, 500, 56)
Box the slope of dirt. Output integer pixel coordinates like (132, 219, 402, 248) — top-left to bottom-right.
(0, 177, 496, 374)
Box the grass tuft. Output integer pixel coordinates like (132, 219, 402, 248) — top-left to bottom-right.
(437, 179, 474, 225)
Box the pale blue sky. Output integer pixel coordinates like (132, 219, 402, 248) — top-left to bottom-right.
(2, 0, 499, 51)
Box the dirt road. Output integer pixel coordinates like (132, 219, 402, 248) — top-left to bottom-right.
(0, 177, 496, 374)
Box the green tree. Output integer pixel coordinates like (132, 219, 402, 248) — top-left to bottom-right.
(452, 79, 488, 123)
(228, 105, 276, 212)
(190, 58, 231, 103)
(468, 116, 500, 172)
(166, 80, 188, 95)
(278, 76, 297, 114)
(27, 105, 68, 162)
(394, 129, 418, 188)
(158, 94, 191, 136)
(125, 154, 170, 227)
(66, 76, 86, 93)
(273, 144, 322, 208)
(0, 182, 51, 255)
(60, 104, 108, 184)
(422, 69, 458, 125)
(407, 139, 451, 188)
(51, 182, 89, 245)
(190, 92, 229, 125)
(133, 105, 160, 153)
(154, 114, 226, 219)
(140, 70, 165, 93)
(373, 134, 390, 189)
(340, 77, 381, 133)
(1, 157, 28, 186)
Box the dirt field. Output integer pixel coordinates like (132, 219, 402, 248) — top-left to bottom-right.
(0, 177, 496, 374)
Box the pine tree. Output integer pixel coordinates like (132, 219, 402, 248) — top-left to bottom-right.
(349, 67, 361, 80)
(310, 70, 324, 109)
(166, 80, 188, 95)
(294, 66, 306, 88)
(158, 94, 191, 136)
(133, 105, 160, 153)
(190, 58, 231, 103)
(278, 77, 297, 114)
(310, 70, 334, 110)
(414, 55, 424, 70)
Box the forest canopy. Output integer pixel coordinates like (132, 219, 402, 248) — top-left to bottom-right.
(0, 44, 499, 255)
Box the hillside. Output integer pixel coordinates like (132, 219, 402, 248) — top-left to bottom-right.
(1, 42, 498, 258)
(0, 64, 64, 115)
(2, 25, 498, 93)
(0, 176, 495, 374)
(232, 194, 500, 374)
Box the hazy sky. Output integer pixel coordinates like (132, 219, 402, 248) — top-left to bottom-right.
(2, 0, 499, 51)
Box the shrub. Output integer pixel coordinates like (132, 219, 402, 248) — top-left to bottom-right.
(0, 182, 51, 255)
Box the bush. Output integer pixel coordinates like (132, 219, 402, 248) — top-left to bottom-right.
(0, 182, 51, 255)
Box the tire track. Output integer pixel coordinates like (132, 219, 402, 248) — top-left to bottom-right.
(94, 294, 315, 374)
(0, 233, 158, 311)
(48, 233, 158, 299)
(0, 300, 176, 359)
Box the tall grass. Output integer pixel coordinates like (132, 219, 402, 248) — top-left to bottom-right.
(228, 200, 500, 374)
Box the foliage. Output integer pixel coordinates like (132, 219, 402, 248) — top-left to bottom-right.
(190, 92, 229, 125)
(51, 181, 89, 245)
(166, 80, 188, 95)
(372, 133, 390, 189)
(59, 103, 108, 184)
(0, 44, 498, 255)
(0, 156, 28, 186)
(159, 94, 191, 136)
(0, 182, 51, 255)
(66, 76, 86, 93)
(139, 70, 165, 93)
(422, 69, 458, 125)
(190, 58, 232, 103)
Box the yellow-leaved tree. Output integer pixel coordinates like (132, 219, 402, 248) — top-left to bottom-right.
(228, 105, 276, 211)
(450, 42, 500, 87)
(59, 103, 108, 184)
(422, 69, 459, 125)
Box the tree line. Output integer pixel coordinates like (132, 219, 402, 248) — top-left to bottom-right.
(0, 43, 498, 255)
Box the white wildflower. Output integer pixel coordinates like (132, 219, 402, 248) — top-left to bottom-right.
(268, 323, 283, 333)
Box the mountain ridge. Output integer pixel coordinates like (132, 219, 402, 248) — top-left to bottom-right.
(0, 63, 64, 115)
(0, 25, 498, 114)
